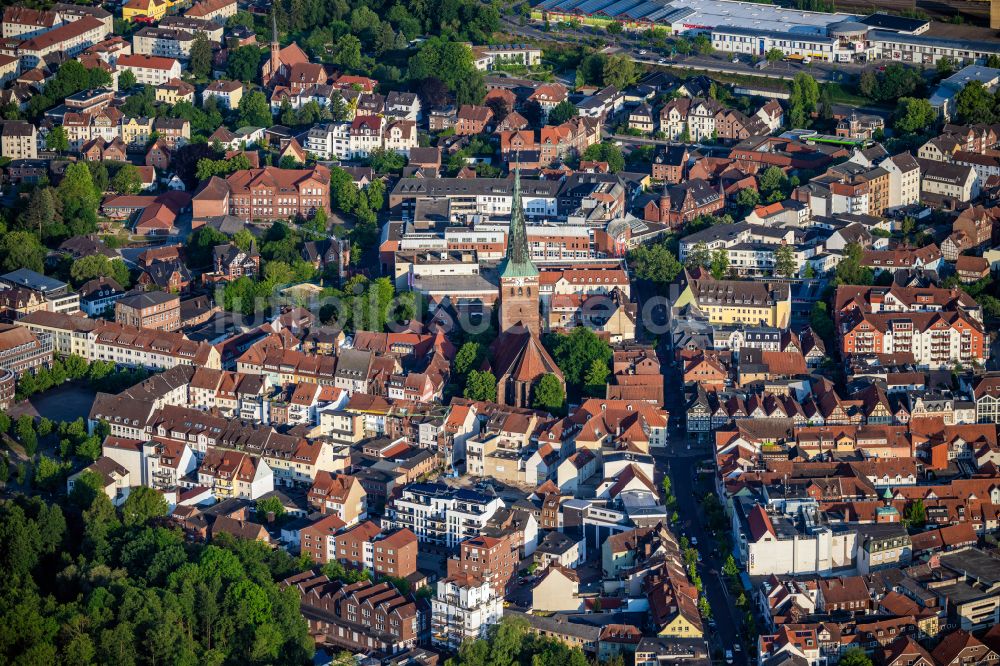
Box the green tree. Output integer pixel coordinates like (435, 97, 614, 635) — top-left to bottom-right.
(765, 47, 784, 62)
(237, 90, 272, 128)
(58, 162, 101, 236)
(601, 54, 640, 90)
(121, 486, 168, 527)
(709, 248, 729, 279)
(581, 142, 625, 172)
(46, 126, 69, 153)
(894, 97, 937, 133)
(454, 341, 482, 376)
(186, 225, 230, 267)
(18, 187, 59, 238)
(16, 414, 38, 456)
(408, 38, 485, 106)
(833, 242, 874, 286)
(548, 99, 578, 125)
(464, 369, 497, 401)
(0, 231, 46, 273)
(809, 301, 835, 350)
(685, 241, 711, 270)
(904, 498, 926, 528)
(33, 456, 66, 491)
(227, 44, 261, 82)
(692, 34, 713, 55)
(628, 240, 683, 287)
(955, 81, 995, 124)
(334, 35, 363, 71)
(788, 72, 819, 128)
(533, 373, 565, 413)
(255, 496, 286, 521)
(583, 358, 609, 397)
(70, 255, 117, 285)
(111, 163, 143, 195)
(774, 244, 796, 277)
(840, 648, 874, 666)
(118, 68, 137, 90)
(722, 553, 740, 579)
(545, 327, 612, 392)
(190, 31, 213, 78)
(735, 187, 760, 216)
(366, 148, 406, 174)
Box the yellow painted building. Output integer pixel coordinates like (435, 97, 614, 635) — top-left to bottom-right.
(123, 0, 176, 22)
(121, 116, 154, 148)
(657, 608, 703, 639)
(673, 273, 791, 328)
(155, 78, 194, 105)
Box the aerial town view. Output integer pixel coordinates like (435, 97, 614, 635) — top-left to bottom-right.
(5, 0, 1000, 663)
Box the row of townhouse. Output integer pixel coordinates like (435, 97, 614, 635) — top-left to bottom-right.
(16, 310, 219, 369)
(8, 13, 111, 68)
(63, 111, 190, 152)
(304, 116, 418, 160)
(650, 96, 778, 142)
(496, 115, 601, 166)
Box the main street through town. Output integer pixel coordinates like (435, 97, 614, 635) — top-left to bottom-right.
(652, 339, 750, 666)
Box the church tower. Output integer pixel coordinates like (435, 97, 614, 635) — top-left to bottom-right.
(265, 11, 281, 86)
(498, 168, 540, 334)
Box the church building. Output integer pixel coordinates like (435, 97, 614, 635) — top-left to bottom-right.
(489, 169, 565, 409)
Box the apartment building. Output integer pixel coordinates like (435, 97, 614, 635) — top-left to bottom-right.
(0, 269, 80, 316)
(17, 15, 107, 68)
(133, 27, 193, 59)
(386, 483, 503, 549)
(0, 324, 52, 378)
(202, 79, 242, 110)
(114, 291, 180, 331)
(673, 273, 792, 328)
(316, 520, 419, 577)
(841, 310, 987, 369)
(431, 573, 502, 650)
(2, 7, 61, 39)
(307, 471, 367, 525)
(922, 162, 979, 203)
(115, 53, 181, 86)
(16, 311, 100, 358)
(0, 120, 36, 159)
(285, 572, 421, 654)
(184, 0, 236, 22)
(446, 533, 519, 597)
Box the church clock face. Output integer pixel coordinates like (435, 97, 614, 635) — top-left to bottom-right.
(512, 278, 524, 287)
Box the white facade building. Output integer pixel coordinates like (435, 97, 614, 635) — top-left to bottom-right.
(386, 483, 503, 549)
(431, 575, 503, 650)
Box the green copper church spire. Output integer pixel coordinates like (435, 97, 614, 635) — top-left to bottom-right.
(499, 166, 539, 279)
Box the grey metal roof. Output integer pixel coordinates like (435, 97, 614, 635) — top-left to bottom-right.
(869, 29, 1000, 54)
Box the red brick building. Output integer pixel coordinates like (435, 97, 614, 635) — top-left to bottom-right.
(192, 166, 330, 222)
(446, 533, 519, 597)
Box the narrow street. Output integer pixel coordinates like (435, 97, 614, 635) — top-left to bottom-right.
(653, 349, 750, 665)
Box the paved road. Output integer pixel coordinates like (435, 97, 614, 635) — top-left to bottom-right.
(501, 17, 859, 84)
(653, 348, 750, 666)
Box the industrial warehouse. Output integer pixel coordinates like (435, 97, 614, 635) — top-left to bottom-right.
(532, 0, 1000, 64)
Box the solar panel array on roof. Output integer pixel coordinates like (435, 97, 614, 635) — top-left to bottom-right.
(575, 0, 615, 14)
(602, 0, 645, 17)
(622, 1, 666, 19)
(655, 6, 692, 21)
